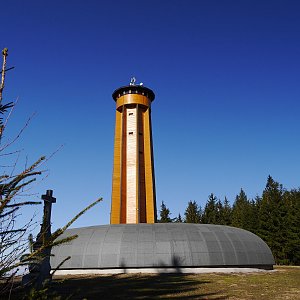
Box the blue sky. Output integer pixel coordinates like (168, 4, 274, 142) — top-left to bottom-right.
(1, 0, 300, 228)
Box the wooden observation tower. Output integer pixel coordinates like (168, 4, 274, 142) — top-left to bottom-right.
(110, 78, 157, 224)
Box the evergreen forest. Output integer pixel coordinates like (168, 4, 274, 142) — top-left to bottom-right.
(158, 176, 300, 266)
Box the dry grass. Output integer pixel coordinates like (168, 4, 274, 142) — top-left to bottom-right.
(2, 266, 300, 299)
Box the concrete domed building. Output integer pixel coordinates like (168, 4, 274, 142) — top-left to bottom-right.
(51, 223, 274, 273)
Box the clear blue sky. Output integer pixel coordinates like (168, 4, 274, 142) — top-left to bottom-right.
(1, 0, 300, 229)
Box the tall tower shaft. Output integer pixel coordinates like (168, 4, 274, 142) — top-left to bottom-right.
(110, 82, 157, 224)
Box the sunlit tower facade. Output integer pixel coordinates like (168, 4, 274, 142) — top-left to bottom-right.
(110, 79, 157, 224)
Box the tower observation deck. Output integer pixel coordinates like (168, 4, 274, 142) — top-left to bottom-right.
(110, 80, 157, 224)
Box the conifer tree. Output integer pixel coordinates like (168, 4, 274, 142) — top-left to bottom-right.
(282, 189, 300, 265)
(175, 213, 183, 223)
(184, 200, 201, 223)
(231, 189, 252, 230)
(258, 176, 287, 264)
(248, 198, 259, 234)
(215, 198, 223, 225)
(220, 197, 232, 225)
(158, 201, 172, 223)
(202, 193, 217, 224)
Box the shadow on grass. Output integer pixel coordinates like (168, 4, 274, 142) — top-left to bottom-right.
(51, 273, 228, 300)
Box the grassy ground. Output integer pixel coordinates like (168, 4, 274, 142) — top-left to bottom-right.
(2, 266, 300, 300)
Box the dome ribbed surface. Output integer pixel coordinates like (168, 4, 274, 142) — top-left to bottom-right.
(50, 224, 274, 270)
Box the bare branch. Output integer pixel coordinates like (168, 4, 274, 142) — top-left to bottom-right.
(1, 97, 18, 136)
(0, 48, 8, 104)
(0, 229, 26, 235)
(0, 112, 36, 151)
(0, 149, 23, 156)
(5, 201, 41, 208)
(0, 66, 14, 74)
(0, 207, 19, 218)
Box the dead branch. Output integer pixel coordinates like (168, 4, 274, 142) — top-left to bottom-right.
(0, 112, 36, 151)
(0, 229, 26, 235)
(0, 149, 23, 156)
(5, 201, 41, 208)
(0, 48, 8, 103)
(0, 207, 19, 218)
(40, 144, 64, 166)
(1, 97, 18, 136)
(0, 66, 14, 74)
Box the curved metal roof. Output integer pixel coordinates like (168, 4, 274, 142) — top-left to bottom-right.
(50, 224, 274, 270)
(112, 85, 155, 102)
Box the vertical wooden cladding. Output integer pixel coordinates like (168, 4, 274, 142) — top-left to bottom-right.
(143, 108, 156, 223)
(110, 110, 122, 224)
(110, 86, 156, 224)
(120, 108, 127, 223)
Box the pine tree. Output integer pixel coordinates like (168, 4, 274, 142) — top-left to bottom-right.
(231, 189, 251, 230)
(248, 198, 259, 234)
(158, 201, 172, 223)
(202, 193, 217, 224)
(215, 198, 223, 225)
(175, 213, 183, 223)
(258, 176, 287, 264)
(184, 200, 201, 223)
(283, 189, 300, 265)
(221, 197, 232, 225)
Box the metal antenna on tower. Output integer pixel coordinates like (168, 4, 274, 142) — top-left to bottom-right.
(130, 77, 136, 86)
